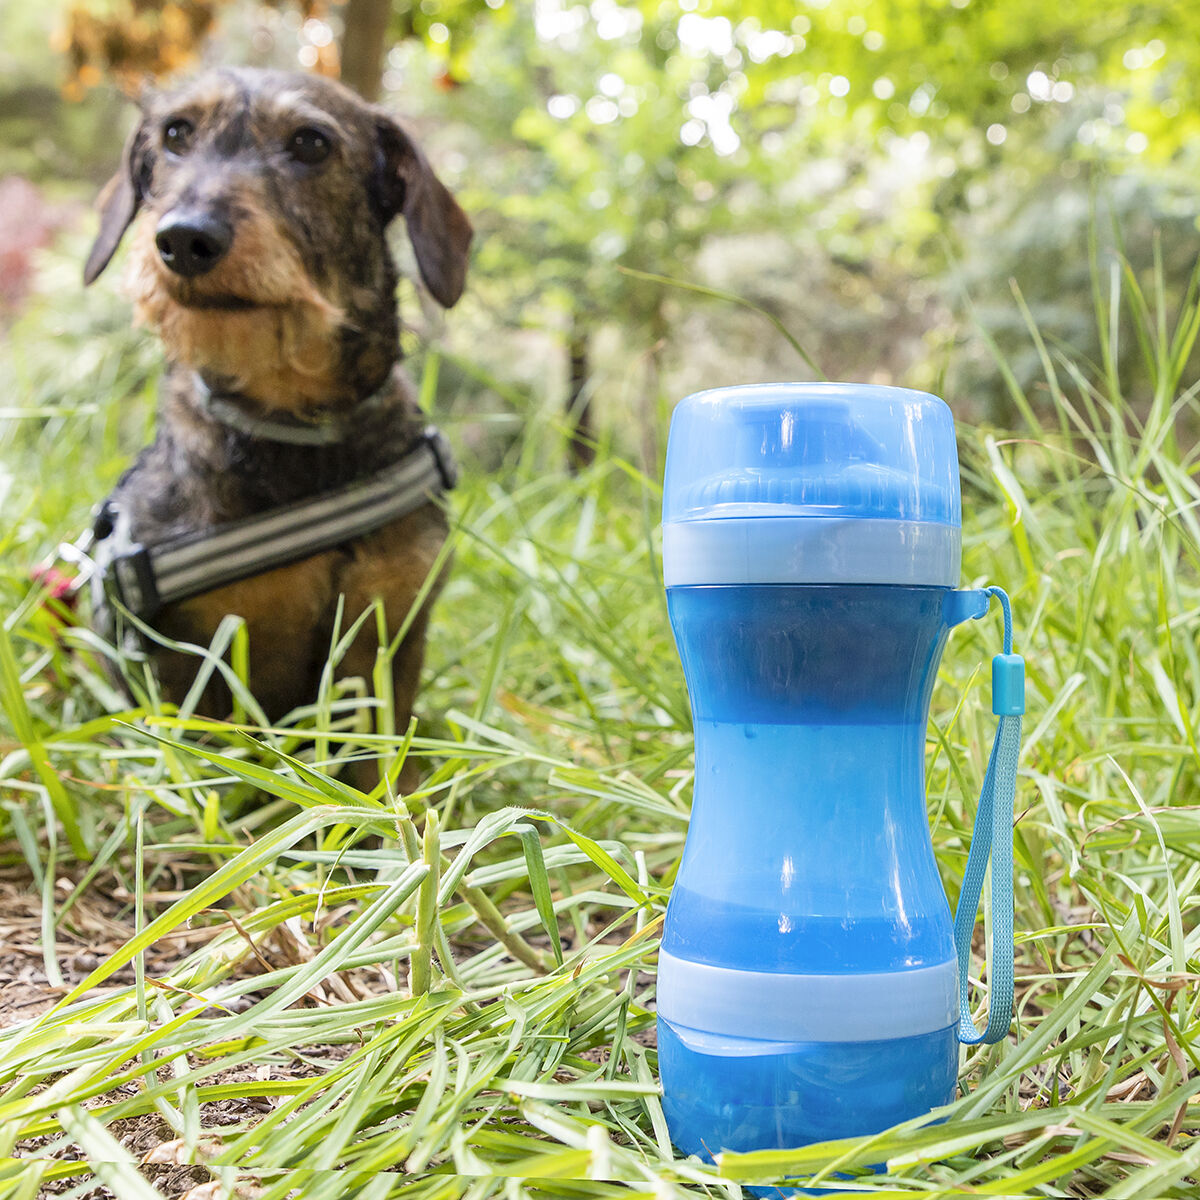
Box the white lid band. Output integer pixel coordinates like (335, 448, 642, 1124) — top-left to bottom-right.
(662, 517, 961, 588)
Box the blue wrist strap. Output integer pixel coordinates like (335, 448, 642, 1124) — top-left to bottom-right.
(954, 586, 1022, 1046)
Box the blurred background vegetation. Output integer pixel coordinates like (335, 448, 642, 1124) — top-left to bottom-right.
(4, 10, 1200, 1191)
(1, 0, 1198, 466)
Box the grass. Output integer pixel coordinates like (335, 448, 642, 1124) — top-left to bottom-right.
(0, 238, 1199, 1198)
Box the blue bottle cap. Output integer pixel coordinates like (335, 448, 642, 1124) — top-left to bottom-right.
(662, 383, 963, 587)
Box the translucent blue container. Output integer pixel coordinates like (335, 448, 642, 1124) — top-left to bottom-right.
(658, 383, 986, 1158)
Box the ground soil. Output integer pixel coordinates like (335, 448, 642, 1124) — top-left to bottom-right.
(1, 869, 363, 1198)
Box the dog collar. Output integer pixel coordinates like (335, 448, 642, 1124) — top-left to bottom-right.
(192, 372, 395, 446)
(80, 425, 458, 632)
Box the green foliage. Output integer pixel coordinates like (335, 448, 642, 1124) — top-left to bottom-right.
(1, 230, 1200, 1192)
(0, 0, 129, 184)
(368, 0, 1199, 419)
(13, 0, 1199, 421)
(403, 3, 756, 343)
(4, 7, 1200, 1188)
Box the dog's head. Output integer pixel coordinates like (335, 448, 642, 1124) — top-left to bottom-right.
(85, 68, 472, 408)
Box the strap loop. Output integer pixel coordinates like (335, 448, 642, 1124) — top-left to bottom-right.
(954, 585, 1022, 1046)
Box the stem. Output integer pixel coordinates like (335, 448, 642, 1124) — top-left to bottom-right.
(456, 877, 552, 974)
(411, 809, 440, 995)
(567, 319, 594, 472)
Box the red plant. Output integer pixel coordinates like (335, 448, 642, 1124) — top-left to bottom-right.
(0, 177, 69, 318)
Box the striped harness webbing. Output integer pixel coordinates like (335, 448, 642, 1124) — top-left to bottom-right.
(86, 425, 456, 632)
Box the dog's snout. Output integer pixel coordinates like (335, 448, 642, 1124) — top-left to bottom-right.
(155, 211, 233, 277)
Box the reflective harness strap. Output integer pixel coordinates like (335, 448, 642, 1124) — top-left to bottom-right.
(954, 585, 1024, 1046)
(87, 425, 456, 625)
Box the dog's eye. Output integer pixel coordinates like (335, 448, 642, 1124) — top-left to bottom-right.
(288, 127, 332, 165)
(163, 119, 195, 156)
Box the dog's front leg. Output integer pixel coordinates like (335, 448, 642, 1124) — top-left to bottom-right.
(153, 551, 342, 720)
(332, 504, 450, 793)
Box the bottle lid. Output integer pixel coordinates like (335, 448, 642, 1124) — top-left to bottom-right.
(662, 383, 962, 587)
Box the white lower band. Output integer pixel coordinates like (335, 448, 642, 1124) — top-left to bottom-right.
(657, 951, 958, 1043)
(662, 517, 960, 587)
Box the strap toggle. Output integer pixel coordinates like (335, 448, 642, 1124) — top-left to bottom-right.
(992, 654, 1025, 716)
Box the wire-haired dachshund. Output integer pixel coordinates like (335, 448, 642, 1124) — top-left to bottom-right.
(83, 67, 472, 769)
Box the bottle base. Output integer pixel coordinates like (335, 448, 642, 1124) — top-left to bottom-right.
(658, 1017, 958, 1166)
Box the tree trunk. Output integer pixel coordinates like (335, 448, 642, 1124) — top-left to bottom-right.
(566, 322, 594, 472)
(339, 0, 391, 101)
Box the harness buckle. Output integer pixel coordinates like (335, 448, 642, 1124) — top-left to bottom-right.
(46, 532, 97, 596)
(93, 501, 161, 623)
(107, 543, 161, 622)
(423, 425, 459, 491)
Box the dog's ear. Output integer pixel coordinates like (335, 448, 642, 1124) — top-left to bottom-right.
(372, 115, 472, 308)
(84, 114, 150, 286)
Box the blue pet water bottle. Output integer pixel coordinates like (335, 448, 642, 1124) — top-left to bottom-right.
(657, 383, 1023, 1160)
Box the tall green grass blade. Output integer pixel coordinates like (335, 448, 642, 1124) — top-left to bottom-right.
(0, 622, 86, 857)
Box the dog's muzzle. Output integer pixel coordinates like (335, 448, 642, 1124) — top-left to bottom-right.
(155, 210, 233, 277)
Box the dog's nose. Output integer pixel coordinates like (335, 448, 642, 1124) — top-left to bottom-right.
(154, 211, 232, 277)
